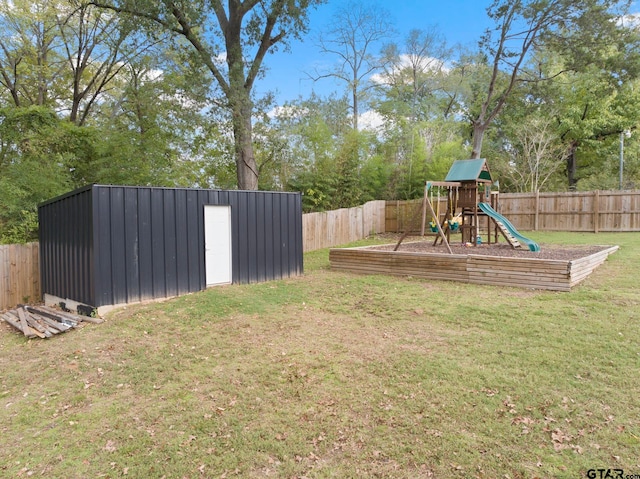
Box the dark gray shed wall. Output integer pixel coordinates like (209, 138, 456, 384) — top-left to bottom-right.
(38, 186, 95, 305)
(39, 185, 303, 308)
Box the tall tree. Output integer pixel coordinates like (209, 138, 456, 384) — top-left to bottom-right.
(55, 2, 150, 125)
(372, 29, 467, 198)
(505, 114, 569, 192)
(0, 0, 62, 107)
(88, 55, 215, 187)
(91, 0, 325, 190)
(0, 0, 145, 123)
(311, 0, 393, 130)
(377, 27, 450, 122)
(467, 0, 632, 159)
(267, 93, 351, 210)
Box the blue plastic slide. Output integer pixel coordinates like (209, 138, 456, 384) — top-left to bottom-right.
(478, 202, 540, 252)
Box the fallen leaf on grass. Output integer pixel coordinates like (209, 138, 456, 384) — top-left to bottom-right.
(512, 416, 535, 425)
(503, 396, 517, 413)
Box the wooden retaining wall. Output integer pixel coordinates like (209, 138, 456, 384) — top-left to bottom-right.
(568, 246, 619, 288)
(329, 245, 618, 291)
(0, 243, 40, 310)
(387, 190, 640, 233)
(466, 255, 573, 291)
(330, 248, 469, 282)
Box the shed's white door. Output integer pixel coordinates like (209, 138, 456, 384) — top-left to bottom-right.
(204, 205, 232, 285)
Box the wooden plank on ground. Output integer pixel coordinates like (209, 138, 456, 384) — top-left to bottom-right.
(25, 306, 79, 327)
(1, 313, 25, 335)
(34, 314, 70, 332)
(25, 315, 53, 338)
(16, 307, 39, 338)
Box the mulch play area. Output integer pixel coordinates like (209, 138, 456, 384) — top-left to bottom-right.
(373, 240, 610, 261)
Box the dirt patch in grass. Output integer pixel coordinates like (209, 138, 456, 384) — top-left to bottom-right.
(232, 306, 452, 363)
(369, 238, 610, 260)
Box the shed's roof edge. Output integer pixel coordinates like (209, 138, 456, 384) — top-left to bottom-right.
(38, 184, 94, 208)
(39, 184, 303, 208)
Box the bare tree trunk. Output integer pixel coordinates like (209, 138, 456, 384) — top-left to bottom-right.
(471, 122, 485, 158)
(232, 98, 258, 190)
(352, 83, 358, 131)
(566, 140, 579, 190)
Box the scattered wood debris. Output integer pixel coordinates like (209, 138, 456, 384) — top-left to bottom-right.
(0, 305, 101, 339)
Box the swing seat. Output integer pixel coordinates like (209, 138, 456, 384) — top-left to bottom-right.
(449, 222, 459, 232)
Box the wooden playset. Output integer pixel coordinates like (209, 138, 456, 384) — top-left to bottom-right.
(420, 159, 540, 252)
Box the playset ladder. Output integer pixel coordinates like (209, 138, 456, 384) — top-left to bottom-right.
(494, 219, 521, 248)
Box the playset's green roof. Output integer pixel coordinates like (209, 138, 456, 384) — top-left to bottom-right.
(445, 158, 493, 183)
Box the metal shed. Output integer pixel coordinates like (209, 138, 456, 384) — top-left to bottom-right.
(38, 185, 303, 312)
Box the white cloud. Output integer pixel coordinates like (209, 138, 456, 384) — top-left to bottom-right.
(143, 69, 164, 82)
(618, 12, 640, 29)
(371, 54, 448, 86)
(267, 104, 309, 120)
(215, 52, 227, 66)
(358, 110, 384, 132)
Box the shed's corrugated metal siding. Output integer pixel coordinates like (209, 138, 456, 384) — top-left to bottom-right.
(40, 185, 302, 307)
(38, 186, 95, 305)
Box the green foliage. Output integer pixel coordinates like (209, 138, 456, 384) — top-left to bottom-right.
(332, 130, 365, 208)
(0, 106, 75, 243)
(429, 140, 468, 180)
(0, 209, 38, 244)
(290, 170, 338, 213)
(359, 153, 394, 201)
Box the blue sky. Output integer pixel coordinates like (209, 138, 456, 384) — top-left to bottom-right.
(256, 0, 495, 105)
(256, 0, 640, 107)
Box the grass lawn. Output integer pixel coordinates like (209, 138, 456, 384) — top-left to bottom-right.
(1, 232, 639, 478)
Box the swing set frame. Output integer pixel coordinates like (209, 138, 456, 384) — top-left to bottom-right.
(420, 181, 461, 254)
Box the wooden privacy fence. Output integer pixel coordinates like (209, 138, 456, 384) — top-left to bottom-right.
(386, 190, 640, 233)
(0, 243, 40, 311)
(303, 200, 386, 252)
(386, 198, 449, 233)
(499, 190, 640, 232)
